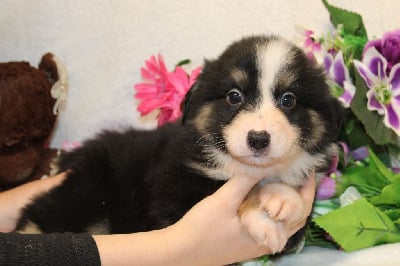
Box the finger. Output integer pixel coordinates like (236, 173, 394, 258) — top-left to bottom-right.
(287, 219, 307, 237)
(213, 175, 261, 208)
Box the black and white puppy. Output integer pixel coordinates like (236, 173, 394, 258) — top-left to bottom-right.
(17, 35, 343, 253)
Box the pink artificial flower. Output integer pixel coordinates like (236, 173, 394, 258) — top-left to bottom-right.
(302, 29, 322, 63)
(304, 30, 321, 52)
(134, 54, 201, 126)
(62, 141, 81, 152)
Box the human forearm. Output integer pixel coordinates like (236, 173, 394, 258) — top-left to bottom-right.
(93, 225, 264, 266)
(93, 175, 270, 266)
(0, 174, 65, 232)
(93, 229, 174, 266)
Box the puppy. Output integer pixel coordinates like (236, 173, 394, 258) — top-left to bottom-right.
(17, 35, 343, 253)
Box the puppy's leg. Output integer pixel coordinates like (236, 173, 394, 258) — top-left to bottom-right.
(239, 185, 288, 254)
(16, 172, 110, 234)
(259, 183, 304, 224)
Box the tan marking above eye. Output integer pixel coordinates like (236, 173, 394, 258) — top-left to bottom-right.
(231, 68, 249, 86)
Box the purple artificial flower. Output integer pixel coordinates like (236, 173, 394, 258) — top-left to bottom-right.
(364, 29, 400, 75)
(324, 50, 356, 107)
(316, 156, 340, 200)
(316, 176, 336, 200)
(354, 47, 400, 135)
(337, 141, 350, 166)
(351, 146, 369, 161)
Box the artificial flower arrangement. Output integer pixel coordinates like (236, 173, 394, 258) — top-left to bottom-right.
(301, 0, 400, 252)
(133, 0, 400, 260)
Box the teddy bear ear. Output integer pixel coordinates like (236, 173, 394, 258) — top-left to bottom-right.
(38, 53, 68, 115)
(39, 53, 59, 84)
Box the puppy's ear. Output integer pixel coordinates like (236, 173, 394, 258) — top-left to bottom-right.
(181, 82, 199, 125)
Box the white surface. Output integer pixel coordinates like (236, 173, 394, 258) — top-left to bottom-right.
(274, 243, 400, 266)
(1, 0, 399, 147)
(1, 1, 400, 264)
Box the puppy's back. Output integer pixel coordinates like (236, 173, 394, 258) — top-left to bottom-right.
(17, 123, 182, 234)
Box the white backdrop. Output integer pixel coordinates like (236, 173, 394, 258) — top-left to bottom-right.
(1, 0, 398, 147)
(1, 1, 400, 264)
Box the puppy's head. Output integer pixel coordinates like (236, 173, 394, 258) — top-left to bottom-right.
(183, 35, 343, 178)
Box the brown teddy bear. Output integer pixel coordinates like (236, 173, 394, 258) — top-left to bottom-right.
(0, 53, 66, 189)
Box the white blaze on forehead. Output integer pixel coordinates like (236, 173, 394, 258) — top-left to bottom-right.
(256, 40, 293, 106)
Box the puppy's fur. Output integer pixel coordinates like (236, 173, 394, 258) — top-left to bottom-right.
(17, 35, 343, 252)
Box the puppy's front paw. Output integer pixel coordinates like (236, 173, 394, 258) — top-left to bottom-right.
(260, 183, 303, 224)
(240, 209, 288, 254)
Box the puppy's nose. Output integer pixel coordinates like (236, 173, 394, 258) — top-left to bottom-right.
(247, 130, 270, 151)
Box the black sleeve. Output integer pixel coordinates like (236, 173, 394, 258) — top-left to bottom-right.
(0, 232, 101, 266)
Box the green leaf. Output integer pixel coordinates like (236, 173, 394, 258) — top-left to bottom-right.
(350, 68, 394, 145)
(342, 116, 374, 149)
(341, 34, 368, 61)
(384, 209, 400, 221)
(175, 59, 191, 68)
(322, 0, 367, 38)
(336, 164, 389, 197)
(368, 147, 397, 183)
(313, 198, 400, 251)
(370, 180, 400, 206)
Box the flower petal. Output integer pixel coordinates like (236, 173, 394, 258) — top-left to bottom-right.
(338, 141, 350, 166)
(137, 97, 166, 115)
(323, 49, 333, 74)
(331, 51, 346, 87)
(351, 146, 369, 161)
(363, 39, 382, 56)
(339, 81, 356, 107)
(157, 108, 174, 126)
(382, 29, 400, 66)
(189, 66, 202, 86)
(354, 60, 376, 88)
(168, 67, 190, 94)
(140, 67, 156, 81)
(157, 54, 169, 79)
(339, 90, 353, 107)
(316, 176, 336, 200)
(363, 47, 388, 79)
(389, 63, 400, 90)
(383, 103, 400, 134)
(366, 89, 385, 114)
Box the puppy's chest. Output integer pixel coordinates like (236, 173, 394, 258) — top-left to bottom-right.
(191, 156, 306, 187)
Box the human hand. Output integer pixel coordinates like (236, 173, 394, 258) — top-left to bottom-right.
(163, 173, 316, 266)
(0, 173, 66, 232)
(240, 178, 313, 253)
(285, 174, 316, 238)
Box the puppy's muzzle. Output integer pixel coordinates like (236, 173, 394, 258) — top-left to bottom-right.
(247, 130, 270, 152)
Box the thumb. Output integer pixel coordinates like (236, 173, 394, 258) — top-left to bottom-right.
(213, 175, 261, 208)
(299, 171, 317, 215)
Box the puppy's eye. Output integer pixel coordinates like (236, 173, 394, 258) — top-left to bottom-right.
(279, 92, 296, 109)
(226, 89, 243, 106)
